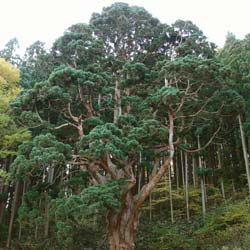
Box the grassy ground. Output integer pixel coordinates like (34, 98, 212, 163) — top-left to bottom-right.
(137, 189, 250, 250)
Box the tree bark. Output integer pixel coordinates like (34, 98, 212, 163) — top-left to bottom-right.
(35, 198, 42, 240)
(0, 183, 7, 224)
(238, 115, 250, 193)
(232, 179, 236, 193)
(106, 111, 175, 250)
(6, 181, 20, 249)
(184, 149, 190, 222)
(180, 150, 185, 186)
(200, 177, 206, 219)
(113, 78, 121, 123)
(18, 181, 26, 240)
(44, 165, 54, 237)
(168, 165, 174, 223)
(198, 136, 206, 219)
(137, 153, 142, 193)
(44, 193, 50, 238)
(137, 168, 142, 194)
(149, 192, 152, 222)
(217, 147, 225, 200)
(192, 155, 196, 188)
(107, 193, 139, 250)
(175, 151, 179, 190)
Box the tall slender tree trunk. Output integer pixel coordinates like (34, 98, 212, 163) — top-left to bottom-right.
(175, 151, 179, 190)
(217, 147, 225, 200)
(238, 115, 250, 193)
(0, 159, 9, 225)
(137, 167, 142, 194)
(232, 179, 236, 193)
(149, 192, 152, 222)
(113, 78, 121, 123)
(200, 177, 206, 219)
(184, 149, 190, 222)
(44, 166, 54, 237)
(18, 181, 26, 240)
(192, 155, 196, 187)
(35, 198, 42, 240)
(180, 150, 185, 186)
(203, 161, 208, 202)
(44, 193, 50, 238)
(248, 137, 250, 158)
(98, 94, 102, 108)
(198, 136, 206, 219)
(137, 153, 142, 193)
(168, 165, 174, 223)
(220, 178, 226, 200)
(6, 181, 20, 249)
(0, 182, 7, 224)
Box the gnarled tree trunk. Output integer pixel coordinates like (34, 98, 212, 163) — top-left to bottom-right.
(105, 110, 175, 250)
(107, 193, 139, 250)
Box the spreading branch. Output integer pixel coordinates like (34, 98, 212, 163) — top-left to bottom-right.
(179, 120, 222, 153)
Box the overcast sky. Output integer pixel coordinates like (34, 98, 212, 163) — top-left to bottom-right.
(1, 0, 250, 53)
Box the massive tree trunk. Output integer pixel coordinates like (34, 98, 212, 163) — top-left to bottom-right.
(107, 193, 139, 250)
(106, 111, 174, 250)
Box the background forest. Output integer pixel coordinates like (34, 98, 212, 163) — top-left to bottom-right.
(1, 2, 250, 250)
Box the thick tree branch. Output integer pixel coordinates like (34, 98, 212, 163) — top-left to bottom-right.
(52, 123, 70, 130)
(175, 80, 191, 114)
(179, 121, 222, 153)
(87, 162, 106, 184)
(100, 154, 118, 180)
(67, 103, 79, 123)
(175, 92, 218, 120)
(134, 110, 174, 210)
(35, 104, 43, 123)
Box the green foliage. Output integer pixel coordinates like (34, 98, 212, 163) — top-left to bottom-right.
(149, 86, 182, 106)
(0, 169, 9, 183)
(170, 20, 216, 58)
(138, 223, 195, 250)
(196, 167, 214, 177)
(90, 2, 164, 62)
(0, 113, 31, 158)
(11, 133, 71, 180)
(0, 38, 21, 66)
(56, 180, 123, 219)
(193, 199, 250, 249)
(52, 180, 124, 248)
(0, 58, 31, 162)
(138, 197, 250, 250)
(52, 23, 104, 67)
